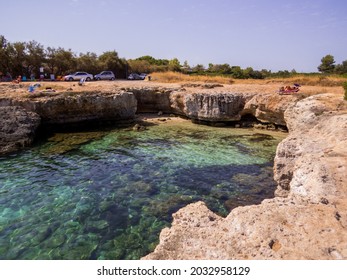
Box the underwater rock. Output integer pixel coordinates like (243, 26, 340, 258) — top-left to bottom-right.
(133, 123, 146, 131)
(46, 233, 67, 248)
(86, 220, 109, 231)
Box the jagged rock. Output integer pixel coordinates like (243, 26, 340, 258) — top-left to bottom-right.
(144, 93, 347, 260)
(0, 106, 41, 155)
(243, 93, 300, 126)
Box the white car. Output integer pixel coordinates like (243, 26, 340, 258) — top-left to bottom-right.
(64, 72, 93, 81)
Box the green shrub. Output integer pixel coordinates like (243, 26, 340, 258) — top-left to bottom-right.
(343, 82, 347, 100)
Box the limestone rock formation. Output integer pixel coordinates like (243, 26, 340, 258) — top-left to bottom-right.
(0, 90, 137, 155)
(1, 82, 346, 259)
(170, 91, 254, 121)
(243, 93, 299, 126)
(12, 91, 137, 124)
(144, 93, 347, 260)
(130, 86, 177, 113)
(0, 106, 41, 155)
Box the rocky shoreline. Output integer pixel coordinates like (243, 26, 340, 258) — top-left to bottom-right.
(1, 81, 346, 259)
(144, 92, 347, 259)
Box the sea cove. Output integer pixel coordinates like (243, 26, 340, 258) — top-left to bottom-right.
(0, 116, 285, 259)
(1, 81, 346, 259)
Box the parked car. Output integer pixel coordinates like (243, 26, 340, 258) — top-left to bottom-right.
(64, 72, 93, 81)
(127, 73, 146, 80)
(139, 73, 147, 80)
(94, 71, 115, 81)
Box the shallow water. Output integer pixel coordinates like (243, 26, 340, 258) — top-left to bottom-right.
(0, 118, 285, 260)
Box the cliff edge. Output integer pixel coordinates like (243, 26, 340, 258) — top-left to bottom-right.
(143, 92, 347, 260)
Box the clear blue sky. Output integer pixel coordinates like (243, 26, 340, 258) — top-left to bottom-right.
(1, 0, 346, 72)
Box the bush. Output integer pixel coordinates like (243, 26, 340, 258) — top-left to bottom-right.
(343, 82, 347, 100)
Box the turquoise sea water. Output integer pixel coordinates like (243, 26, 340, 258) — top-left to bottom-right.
(0, 118, 285, 259)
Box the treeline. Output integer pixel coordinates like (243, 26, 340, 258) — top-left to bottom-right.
(1, 35, 346, 80)
(0, 35, 128, 79)
(317, 54, 347, 75)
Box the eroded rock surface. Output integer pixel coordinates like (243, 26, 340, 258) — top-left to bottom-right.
(0, 88, 137, 155)
(9, 91, 137, 124)
(129, 86, 178, 113)
(1, 83, 346, 260)
(170, 91, 255, 121)
(0, 106, 41, 154)
(243, 93, 299, 126)
(144, 93, 347, 260)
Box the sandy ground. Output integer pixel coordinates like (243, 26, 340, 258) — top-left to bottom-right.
(0, 80, 344, 99)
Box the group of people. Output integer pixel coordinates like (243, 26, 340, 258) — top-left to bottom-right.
(278, 83, 301, 94)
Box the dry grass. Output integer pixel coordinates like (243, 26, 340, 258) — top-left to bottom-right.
(149, 71, 234, 84)
(148, 72, 346, 96)
(149, 71, 347, 87)
(262, 75, 347, 87)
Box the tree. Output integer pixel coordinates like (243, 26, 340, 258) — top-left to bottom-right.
(6, 41, 27, 78)
(334, 60, 347, 74)
(45, 47, 58, 74)
(192, 64, 205, 73)
(182, 60, 190, 68)
(76, 52, 100, 74)
(46, 47, 76, 76)
(26, 40, 45, 77)
(181, 60, 191, 73)
(98, 51, 128, 78)
(168, 58, 181, 71)
(207, 63, 231, 74)
(230, 66, 244, 79)
(318, 54, 335, 73)
(128, 59, 151, 73)
(243, 67, 254, 79)
(0, 35, 9, 75)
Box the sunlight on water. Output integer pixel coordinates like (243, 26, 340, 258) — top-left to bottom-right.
(0, 118, 285, 259)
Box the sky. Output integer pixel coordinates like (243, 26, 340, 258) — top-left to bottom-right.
(1, 0, 347, 72)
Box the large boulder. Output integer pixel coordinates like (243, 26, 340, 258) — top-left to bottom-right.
(243, 93, 300, 126)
